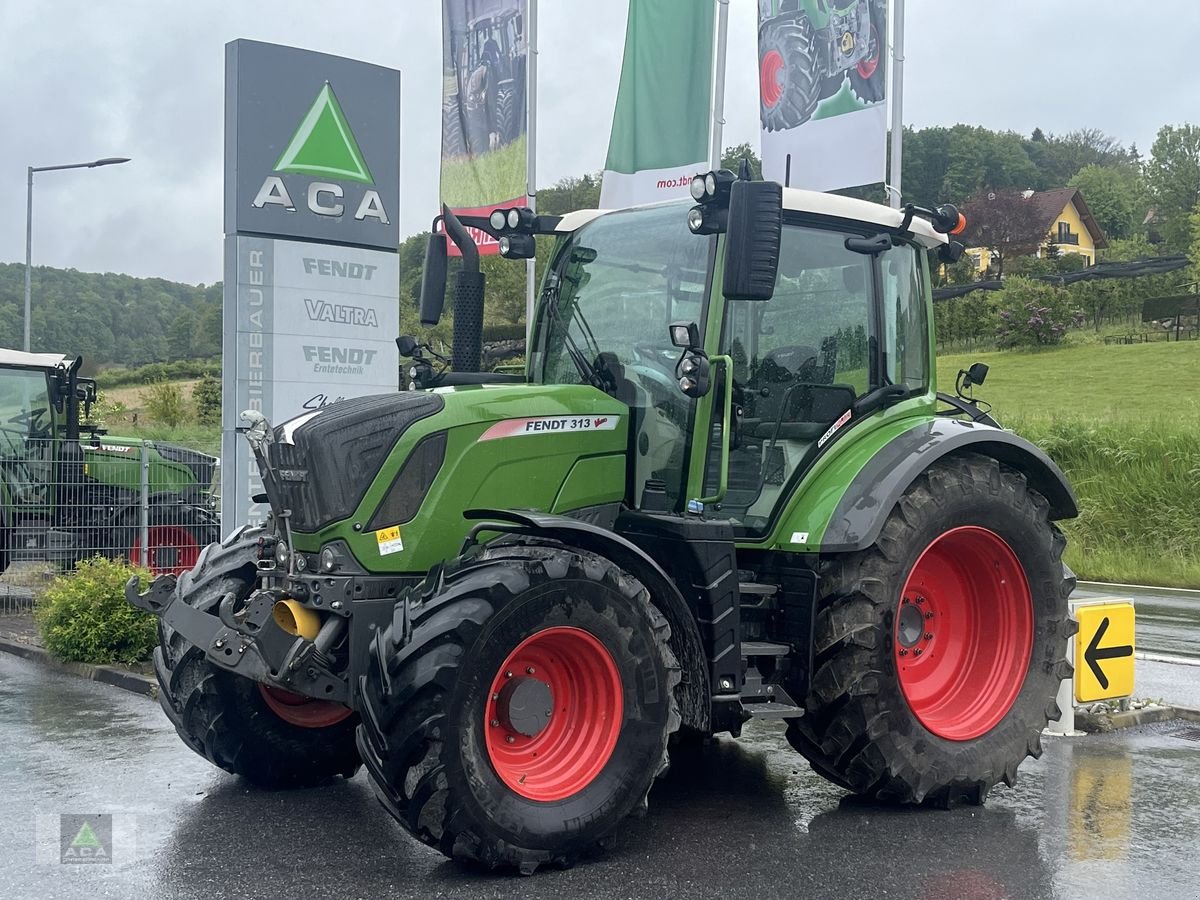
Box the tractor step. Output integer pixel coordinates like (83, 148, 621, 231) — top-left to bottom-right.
(746, 701, 805, 719)
(740, 640, 791, 658)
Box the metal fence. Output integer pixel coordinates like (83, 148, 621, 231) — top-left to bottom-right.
(0, 436, 222, 603)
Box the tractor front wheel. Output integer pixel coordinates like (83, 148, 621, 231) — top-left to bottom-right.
(153, 529, 360, 788)
(786, 453, 1075, 806)
(357, 544, 681, 873)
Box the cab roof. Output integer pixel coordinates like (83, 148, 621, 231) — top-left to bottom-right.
(557, 189, 947, 249)
(0, 349, 69, 370)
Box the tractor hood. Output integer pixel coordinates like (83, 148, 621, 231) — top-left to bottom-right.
(269, 384, 628, 542)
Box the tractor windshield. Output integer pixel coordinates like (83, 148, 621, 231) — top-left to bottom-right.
(531, 201, 715, 508)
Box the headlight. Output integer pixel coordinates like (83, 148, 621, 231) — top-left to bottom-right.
(705, 172, 717, 197)
(275, 541, 289, 566)
(690, 174, 707, 201)
(687, 207, 706, 233)
(489, 209, 506, 231)
(506, 208, 521, 229)
(320, 547, 337, 572)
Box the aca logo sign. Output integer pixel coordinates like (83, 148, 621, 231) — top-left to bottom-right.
(252, 83, 390, 226)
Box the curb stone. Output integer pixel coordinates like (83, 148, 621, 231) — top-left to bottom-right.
(1075, 703, 1189, 733)
(0, 637, 156, 698)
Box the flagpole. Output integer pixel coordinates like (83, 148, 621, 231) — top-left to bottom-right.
(709, 0, 730, 169)
(888, 0, 905, 208)
(525, 0, 538, 341)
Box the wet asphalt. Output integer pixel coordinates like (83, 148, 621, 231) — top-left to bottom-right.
(1076, 584, 1200, 661)
(3, 653, 1200, 900)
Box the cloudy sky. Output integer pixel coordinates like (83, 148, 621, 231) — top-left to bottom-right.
(1, 1, 1193, 285)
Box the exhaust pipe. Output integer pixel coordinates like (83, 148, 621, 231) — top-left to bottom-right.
(272, 599, 321, 641)
(442, 206, 485, 373)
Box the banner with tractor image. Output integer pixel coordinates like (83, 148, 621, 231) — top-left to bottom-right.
(440, 0, 529, 254)
(758, 0, 888, 192)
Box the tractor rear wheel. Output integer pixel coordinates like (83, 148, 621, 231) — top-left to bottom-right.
(357, 543, 681, 873)
(786, 453, 1075, 806)
(153, 529, 360, 789)
(759, 17, 821, 132)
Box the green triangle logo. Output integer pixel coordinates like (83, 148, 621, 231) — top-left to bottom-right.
(274, 82, 374, 184)
(71, 823, 102, 849)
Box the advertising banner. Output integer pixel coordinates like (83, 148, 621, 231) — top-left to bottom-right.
(222, 40, 401, 530)
(440, 0, 529, 254)
(757, 0, 887, 192)
(600, 0, 715, 209)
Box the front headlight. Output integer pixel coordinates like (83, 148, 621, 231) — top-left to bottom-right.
(320, 547, 337, 572)
(275, 541, 289, 567)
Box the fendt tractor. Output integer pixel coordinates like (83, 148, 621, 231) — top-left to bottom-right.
(759, 0, 886, 131)
(129, 173, 1078, 873)
(0, 350, 217, 575)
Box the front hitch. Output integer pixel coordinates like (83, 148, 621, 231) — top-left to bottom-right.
(125, 575, 349, 704)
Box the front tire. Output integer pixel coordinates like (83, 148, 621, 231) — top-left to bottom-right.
(154, 529, 361, 789)
(787, 454, 1076, 806)
(357, 544, 681, 873)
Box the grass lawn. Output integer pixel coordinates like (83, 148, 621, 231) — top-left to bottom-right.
(440, 136, 527, 209)
(937, 340, 1200, 588)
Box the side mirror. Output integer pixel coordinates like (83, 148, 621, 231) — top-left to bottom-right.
(723, 180, 783, 301)
(396, 335, 419, 357)
(419, 232, 449, 327)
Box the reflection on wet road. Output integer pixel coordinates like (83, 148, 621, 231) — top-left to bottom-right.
(4, 652, 1200, 899)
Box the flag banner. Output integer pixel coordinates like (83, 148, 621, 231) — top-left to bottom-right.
(440, 0, 529, 255)
(600, 0, 715, 209)
(757, 0, 887, 192)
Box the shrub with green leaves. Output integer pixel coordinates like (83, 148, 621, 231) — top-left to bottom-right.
(35, 557, 157, 665)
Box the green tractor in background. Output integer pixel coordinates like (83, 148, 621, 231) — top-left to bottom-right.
(759, 0, 887, 131)
(129, 175, 1077, 873)
(0, 350, 218, 575)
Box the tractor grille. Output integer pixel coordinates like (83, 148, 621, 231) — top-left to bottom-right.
(270, 393, 444, 532)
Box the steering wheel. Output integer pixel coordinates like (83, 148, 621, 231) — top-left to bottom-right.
(7, 406, 49, 435)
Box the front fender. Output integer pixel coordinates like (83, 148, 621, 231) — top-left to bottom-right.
(463, 508, 712, 733)
(780, 418, 1078, 554)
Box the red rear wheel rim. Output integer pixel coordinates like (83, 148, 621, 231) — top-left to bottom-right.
(857, 25, 880, 78)
(895, 526, 1033, 741)
(130, 525, 201, 576)
(258, 684, 354, 728)
(484, 626, 623, 802)
(761, 50, 785, 108)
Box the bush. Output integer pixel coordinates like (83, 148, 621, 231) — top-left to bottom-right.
(993, 278, 1084, 348)
(35, 557, 157, 665)
(192, 373, 221, 425)
(141, 380, 190, 427)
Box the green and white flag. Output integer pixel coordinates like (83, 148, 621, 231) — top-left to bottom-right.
(600, 0, 715, 209)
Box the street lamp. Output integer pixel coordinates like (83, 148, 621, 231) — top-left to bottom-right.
(24, 156, 131, 352)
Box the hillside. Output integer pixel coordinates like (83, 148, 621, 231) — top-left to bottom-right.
(0, 262, 221, 368)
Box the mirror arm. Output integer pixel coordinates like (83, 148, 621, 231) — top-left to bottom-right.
(697, 356, 734, 505)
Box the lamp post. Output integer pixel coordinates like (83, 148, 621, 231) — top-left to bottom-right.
(24, 156, 130, 352)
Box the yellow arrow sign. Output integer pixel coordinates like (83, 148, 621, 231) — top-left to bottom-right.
(1074, 601, 1135, 703)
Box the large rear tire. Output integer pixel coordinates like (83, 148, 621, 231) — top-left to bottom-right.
(153, 528, 360, 789)
(357, 544, 681, 873)
(847, 1, 886, 104)
(786, 453, 1076, 806)
(759, 17, 821, 132)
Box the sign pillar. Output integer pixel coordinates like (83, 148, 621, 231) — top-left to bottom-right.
(221, 40, 402, 533)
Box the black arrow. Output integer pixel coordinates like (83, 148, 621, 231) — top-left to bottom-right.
(1084, 616, 1133, 691)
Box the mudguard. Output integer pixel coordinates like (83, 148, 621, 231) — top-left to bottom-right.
(818, 418, 1078, 554)
(463, 508, 712, 733)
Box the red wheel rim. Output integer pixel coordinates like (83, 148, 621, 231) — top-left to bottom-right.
(895, 526, 1033, 741)
(130, 525, 201, 576)
(760, 49, 785, 108)
(857, 25, 880, 78)
(258, 684, 354, 728)
(484, 626, 623, 802)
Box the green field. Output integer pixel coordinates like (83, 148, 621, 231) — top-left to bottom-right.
(440, 136, 527, 209)
(938, 341, 1200, 587)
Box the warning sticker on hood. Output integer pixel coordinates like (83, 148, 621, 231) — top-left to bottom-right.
(479, 415, 620, 441)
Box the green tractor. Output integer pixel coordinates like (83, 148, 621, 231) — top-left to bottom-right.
(759, 0, 886, 131)
(0, 350, 218, 575)
(128, 176, 1078, 873)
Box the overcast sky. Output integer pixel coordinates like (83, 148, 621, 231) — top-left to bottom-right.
(1, 1, 1193, 285)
